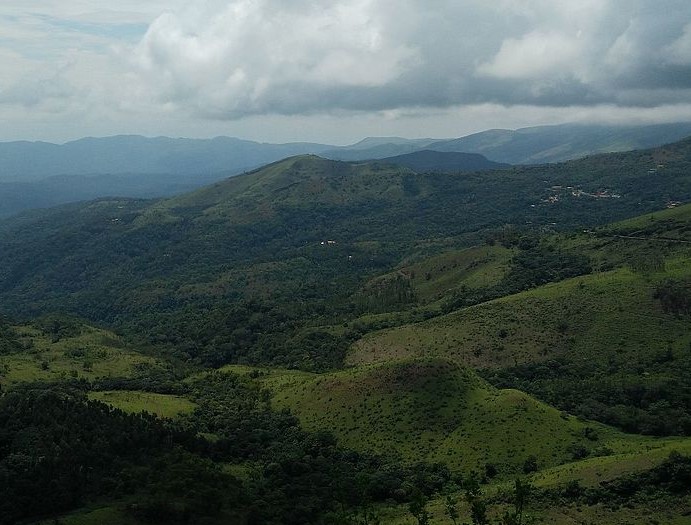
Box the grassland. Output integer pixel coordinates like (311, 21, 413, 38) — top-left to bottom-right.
(88, 390, 196, 419)
(360, 244, 514, 305)
(348, 261, 691, 370)
(234, 358, 682, 478)
(0, 323, 164, 388)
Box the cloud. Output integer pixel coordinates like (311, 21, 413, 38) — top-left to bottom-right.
(1, 0, 691, 142)
(123, 0, 691, 118)
(130, 0, 420, 117)
(477, 31, 585, 80)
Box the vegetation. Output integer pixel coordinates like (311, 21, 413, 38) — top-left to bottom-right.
(1, 139, 691, 372)
(1, 139, 691, 523)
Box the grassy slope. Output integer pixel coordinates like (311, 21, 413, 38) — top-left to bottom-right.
(349, 202, 691, 369)
(349, 261, 691, 370)
(360, 244, 513, 304)
(0, 323, 164, 387)
(87, 391, 196, 419)
(246, 359, 679, 476)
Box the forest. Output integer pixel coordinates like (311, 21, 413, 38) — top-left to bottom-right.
(1, 139, 691, 523)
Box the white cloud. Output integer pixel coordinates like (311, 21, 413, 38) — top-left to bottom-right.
(477, 30, 584, 79)
(131, 0, 419, 116)
(1, 0, 691, 142)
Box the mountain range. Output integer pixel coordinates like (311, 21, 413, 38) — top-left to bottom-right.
(1, 131, 691, 524)
(1, 122, 691, 218)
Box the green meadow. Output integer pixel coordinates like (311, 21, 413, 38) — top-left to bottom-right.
(88, 390, 196, 419)
(0, 323, 163, 387)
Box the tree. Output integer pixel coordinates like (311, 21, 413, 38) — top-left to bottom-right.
(408, 489, 431, 525)
(501, 478, 532, 525)
(444, 493, 459, 525)
(464, 475, 489, 525)
(522, 455, 538, 474)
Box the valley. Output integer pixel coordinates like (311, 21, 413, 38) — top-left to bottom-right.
(1, 138, 690, 524)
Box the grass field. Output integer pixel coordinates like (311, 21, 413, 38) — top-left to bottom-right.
(247, 358, 670, 475)
(348, 261, 691, 371)
(88, 390, 197, 419)
(0, 323, 164, 387)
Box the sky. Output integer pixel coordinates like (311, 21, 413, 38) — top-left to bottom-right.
(2, 0, 691, 144)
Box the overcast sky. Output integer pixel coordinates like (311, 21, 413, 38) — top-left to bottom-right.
(2, 0, 691, 144)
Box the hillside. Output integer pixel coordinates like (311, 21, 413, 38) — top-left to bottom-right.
(350, 204, 691, 435)
(0, 316, 177, 389)
(376, 150, 510, 172)
(0, 155, 690, 524)
(260, 358, 653, 473)
(430, 122, 691, 164)
(0, 139, 691, 371)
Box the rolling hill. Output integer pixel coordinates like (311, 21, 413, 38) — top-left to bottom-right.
(1, 142, 691, 524)
(350, 203, 691, 435)
(259, 358, 656, 473)
(376, 150, 510, 172)
(0, 137, 690, 370)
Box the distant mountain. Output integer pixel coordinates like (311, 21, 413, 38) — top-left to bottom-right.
(321, 137, 439, 161)
(0, 135, 332, 182)
(0, 171, 230, 218)
(2, 123, 690, 217)
(3, 124, 690, 183)
(377, 150, 510, 172)
(321, 123, 691, 164)
(335, 136, 434, 150)
(430, 122, 691, 164)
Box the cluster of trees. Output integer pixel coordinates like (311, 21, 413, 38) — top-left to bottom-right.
(0, 318, 21, 355)
(483, 356, 691, 436)
(538, 451, 691, 507)
(0, 387, 211, 525)
(654, 278, 691, 317)
(0, 373, 460, 525)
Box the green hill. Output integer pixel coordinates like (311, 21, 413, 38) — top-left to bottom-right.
(217, 359, 690, 492)
(0, 317, 172, 388)
(0, 140, 690, 371)
(350, 205, 691, 436)
(260, 358, 621, 472)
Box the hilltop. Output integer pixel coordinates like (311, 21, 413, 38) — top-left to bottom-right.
(1, 123, 690, 219)
(376, 150, 510, 172)
(1, 137, 691, 371)
(257, 358, 648, 473)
